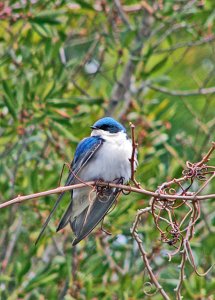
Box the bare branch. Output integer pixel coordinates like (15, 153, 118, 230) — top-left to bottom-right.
(106, 14, 153, 116)
(131, 208, 171, 300)
(175, 250, 186, 300)
(129, 122, 140, 188)
(155, 34, 215, 54)
(145, 83, 215, 96)
(113, 0, 132, 30)
(1, 177, 215, 210)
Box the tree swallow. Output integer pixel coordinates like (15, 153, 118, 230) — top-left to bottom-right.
(36, 117, 136, 246)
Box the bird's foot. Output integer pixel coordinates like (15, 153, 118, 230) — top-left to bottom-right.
(113, 177, 125, 185)
(95, 178, 110, 197)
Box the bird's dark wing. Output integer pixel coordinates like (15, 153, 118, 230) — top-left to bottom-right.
(35, 136, 103, 245)
(71, 187, 120, 246)
(55, 196, 74, 231)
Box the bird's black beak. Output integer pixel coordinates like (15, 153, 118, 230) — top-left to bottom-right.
(90, 126, 97, 130)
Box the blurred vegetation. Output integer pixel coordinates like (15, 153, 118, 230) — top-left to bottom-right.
(0, 0, 215, 299)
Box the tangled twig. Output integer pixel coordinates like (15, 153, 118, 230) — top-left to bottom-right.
(130, 142, 215, 299)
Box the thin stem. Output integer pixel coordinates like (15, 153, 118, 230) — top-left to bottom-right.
(131, 208, 171, 300)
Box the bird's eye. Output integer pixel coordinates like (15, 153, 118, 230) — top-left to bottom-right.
(99, 124, 109, 131)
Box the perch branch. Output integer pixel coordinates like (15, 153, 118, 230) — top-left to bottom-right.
(1, 180, 215, 210)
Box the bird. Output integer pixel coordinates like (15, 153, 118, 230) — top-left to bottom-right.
(36, 117, 136, 246)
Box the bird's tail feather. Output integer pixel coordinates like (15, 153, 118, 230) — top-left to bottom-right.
(35, 171, 75, 245)
(56, 200, 74, 232)
(71, 188, 120, 246)
(35, 192, 65, 245)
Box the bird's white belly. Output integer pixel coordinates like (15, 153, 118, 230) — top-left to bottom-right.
(79, 134, 133, 183)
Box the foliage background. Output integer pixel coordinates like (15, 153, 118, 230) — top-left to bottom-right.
(0, 0, 215, 299)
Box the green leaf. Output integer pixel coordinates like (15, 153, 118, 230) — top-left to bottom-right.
(51, 121, 79, 142)
(17, 260, 32, 284)
(148, 56, 169, 74)
(30, 10, 65, 25)
(75, 0, 94, 10)
(47, 97, 103, 107)
(2, 81, 17, 120)
(24, 273, 58, 292)
(31, 23, 53, 38)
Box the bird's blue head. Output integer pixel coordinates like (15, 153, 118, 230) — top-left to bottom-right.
(91, 117, 126, 133)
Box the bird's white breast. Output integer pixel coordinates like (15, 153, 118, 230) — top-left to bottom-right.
(79, 131, 133, 183)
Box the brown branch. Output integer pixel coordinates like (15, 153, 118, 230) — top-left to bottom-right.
(175, 250, 186, 300)
(1, 217, 22, 272)
(129, 122, 140, 188)
(146, 83, 215, 96)
(113, 0, 132, 30)
(131, 200, 213, 300)
(194, 172, 215, 195)
(129, 141, 215, 299)
(196, 141, 215, 167)
(182, 205, 214, 277)
(131, 208, 171, 300)
(106, 13, 153, 115)
(101, 234, 126, 275)
(155, 34, 215, 54)
(1, 180, 215, 210)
